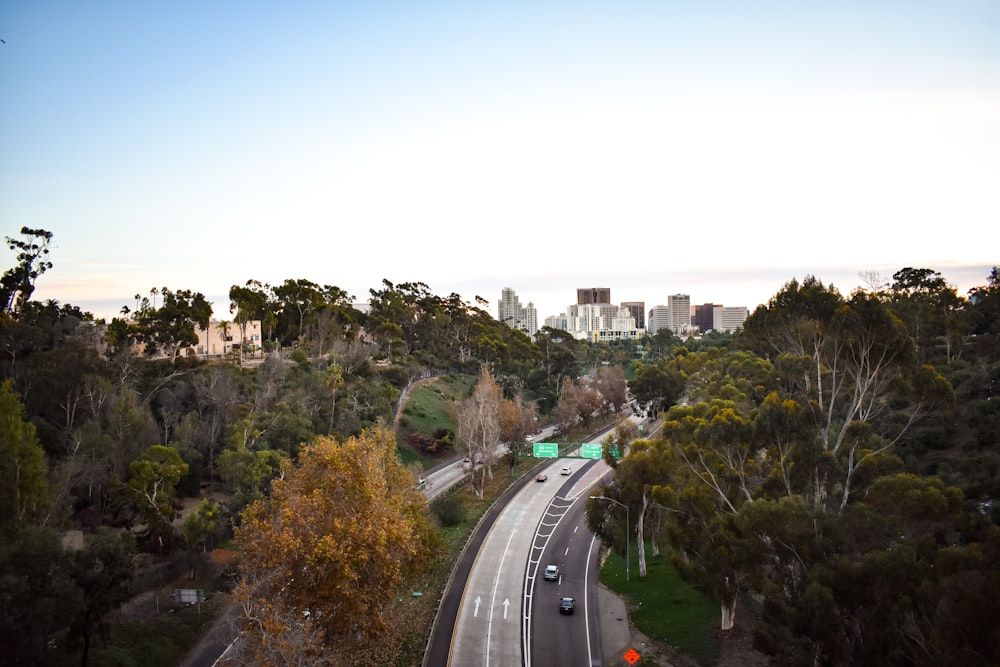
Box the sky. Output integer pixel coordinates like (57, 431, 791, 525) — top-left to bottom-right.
(1, 1, 998, 323)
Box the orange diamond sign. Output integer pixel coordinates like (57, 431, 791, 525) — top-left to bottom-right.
(624, 647, 641, 664)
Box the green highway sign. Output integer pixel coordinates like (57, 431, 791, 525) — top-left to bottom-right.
(582, 442, 620, 459)
(533, 442, 559, 458)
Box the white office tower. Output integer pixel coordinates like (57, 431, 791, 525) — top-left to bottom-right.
(667, 294, 692, 334)
(647, 305, 670, 333)
(713, 306, 749, 333)
(611, 306, 636, 330)
(566, 303, 606, 339)
(498, 288, 538, 337)
(544, 313, 568, 332)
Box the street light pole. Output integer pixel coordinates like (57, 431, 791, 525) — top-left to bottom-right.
(590, 495, 629, 582)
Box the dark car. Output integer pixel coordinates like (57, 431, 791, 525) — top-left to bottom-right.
(536, 474, 547, 482)
(559, 597, 575, 615)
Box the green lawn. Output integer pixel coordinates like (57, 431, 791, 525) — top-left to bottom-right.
(401, 374, 475, 436)
(600, 547, 720, 666)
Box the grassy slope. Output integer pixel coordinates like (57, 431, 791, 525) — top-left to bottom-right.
(396, 374, 476, 465)
(600, 548, 720, 666)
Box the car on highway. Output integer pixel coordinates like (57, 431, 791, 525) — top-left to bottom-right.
(536, 473, 547, 482)
(560, 466, 571, 476)
(543, 564, 559, 581)
(559, 597, 575, 615)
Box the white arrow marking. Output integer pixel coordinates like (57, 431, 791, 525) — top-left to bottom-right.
(474, 596, 481, 617)
(503, 598, 510, 620)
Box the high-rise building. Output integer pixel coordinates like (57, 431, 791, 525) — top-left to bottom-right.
(620, 301, 645, 330)
(563, 302, 643, 340)
(648, 305, 671, 333)
(667, 294, 692, 334)
(577, 287, 611, 305)
(713, 306, 749, 333)
(497, 288, 538, 337)
(544, 313, 568, 332)
(693, 303, 717, 333)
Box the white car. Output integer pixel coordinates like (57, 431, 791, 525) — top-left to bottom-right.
(544, 564, 559, 581)
(560, 467, 571, 476)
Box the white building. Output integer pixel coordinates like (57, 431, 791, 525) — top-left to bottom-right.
(563, 303, 645, 341)
(498, 288, 538, 337)
(195, 319, 263, 357)
(566, 303, 606, 339)
(647, 305, 671, 333)
(544, 313, 568, 332)
(713, 306, 749, 333)
(667, 294, 692, 334)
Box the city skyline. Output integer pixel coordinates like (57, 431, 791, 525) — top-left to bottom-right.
(2, 2, 997, 324)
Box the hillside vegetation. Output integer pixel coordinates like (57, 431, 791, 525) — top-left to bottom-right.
(1, 228, 999, 665)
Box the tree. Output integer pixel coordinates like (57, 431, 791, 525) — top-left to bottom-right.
(67, 528, 135, 666)
(0, 227, 53, 316)
(230, 280, 269, 361)
(135, 288, 212, 361)
(593, 364, 629, 415)
(498, 393, 537, 476)
(629, 357, 685, 416)
(0, 526, 77, 664)
(272, 278, 347, 346)
(740, 278, 952, 510)
(887, 267, 965, 364)
(968, 266, 1000, 338)
(0, 379, 49, 536)
(232, 423, 439, 664)
(553, 377, 602, 433)
(455, 364, 503, 499)
(181, 498, 220, 579)
(216, 320, 231, 357)
(127, 445, 188, 550)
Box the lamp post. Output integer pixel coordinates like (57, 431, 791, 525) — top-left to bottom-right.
(590, 495, 629, 582)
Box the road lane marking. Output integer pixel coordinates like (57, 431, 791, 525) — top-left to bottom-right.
(486, 526, 518, 667)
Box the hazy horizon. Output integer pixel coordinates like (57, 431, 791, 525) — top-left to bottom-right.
(3, 2, 997, 321)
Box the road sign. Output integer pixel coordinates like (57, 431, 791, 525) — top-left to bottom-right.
(174, 589, 205, 604)
(533, 442, 558, 458)
(581, 442, 620, 459)
(624, 647, 641, 664)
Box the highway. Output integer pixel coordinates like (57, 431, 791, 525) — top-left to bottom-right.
(528, 462, 609, 667)
(427, 414, 643, 667)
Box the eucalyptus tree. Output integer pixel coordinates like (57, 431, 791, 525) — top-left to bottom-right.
(134, 287, 212, 361)
(230, 279, 270, 358)
(0, 226, 53, 316)
(628, 357, 685, 416)
(455, 364, 503, 499)
(605, 278, 956, 648)
(0, 379, 49, 537)
(887, 266, 966, 364)
(740, 277, 953, 510)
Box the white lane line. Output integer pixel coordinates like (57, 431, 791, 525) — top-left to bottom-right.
(486, 526, 518, 667)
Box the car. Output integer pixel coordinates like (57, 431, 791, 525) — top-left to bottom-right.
(560, 467, 571, 476)
(543, 564, 559, 581)
(559, 597, 575, 615)
(536, 474, 548, 482)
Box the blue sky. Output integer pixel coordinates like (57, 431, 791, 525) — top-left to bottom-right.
(2, 1, 998, 322)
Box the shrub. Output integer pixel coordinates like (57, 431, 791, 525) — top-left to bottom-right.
(433, 496, 466, 527)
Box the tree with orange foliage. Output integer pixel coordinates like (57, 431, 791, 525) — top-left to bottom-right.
(229, 422, 439, 665)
